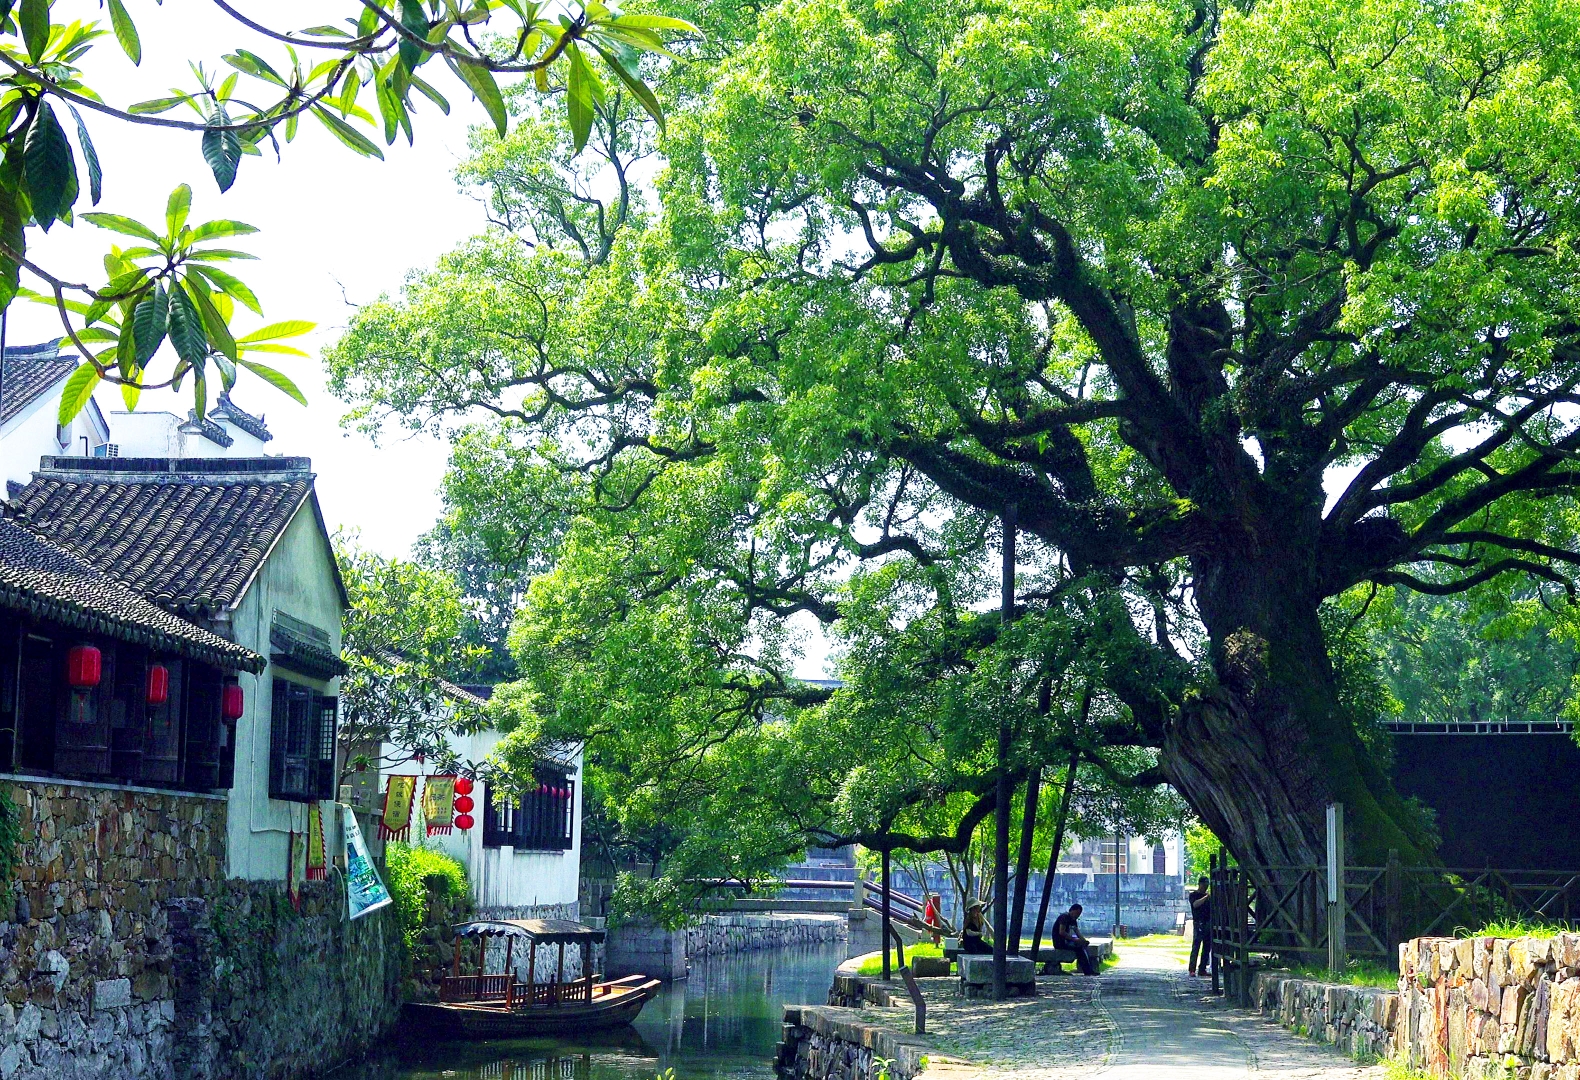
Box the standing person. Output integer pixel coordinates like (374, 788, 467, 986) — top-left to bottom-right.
(961, 898, 991, 954)
(1188, 876, 1212, 976)
(1051, 903, 1099, 976)
(922, 892, 945, 946)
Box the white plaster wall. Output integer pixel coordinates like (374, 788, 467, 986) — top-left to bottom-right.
(109, 410, 272, 458)
(381, 728, 583, 912)
(1, 392, 108, 487)
(224, 498, 346, 881)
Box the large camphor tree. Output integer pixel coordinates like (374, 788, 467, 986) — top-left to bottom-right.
(330, 0, 1580, 878)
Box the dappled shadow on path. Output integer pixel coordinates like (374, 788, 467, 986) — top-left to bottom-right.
(1087, 948, 1386, 1080)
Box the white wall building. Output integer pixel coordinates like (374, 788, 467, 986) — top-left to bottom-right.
(1, 342, 110, 492)
(380, 720, 585, 920)
(11, 455, 350, 882)
(110, 392, 276, 459)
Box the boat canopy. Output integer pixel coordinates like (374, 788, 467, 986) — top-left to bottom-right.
(452, 918, 606, 945)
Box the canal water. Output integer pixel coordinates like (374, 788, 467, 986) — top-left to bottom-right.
(361, 941, 845, 1080)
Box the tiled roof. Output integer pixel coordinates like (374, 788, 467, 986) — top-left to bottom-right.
(0, 518, 264, 672)
(11, 457, 317, 617)
(213, 393, 272, 443)
(273, 619, 348, 678)
(179, 411, 234, 448)
(0, 341, 75, 427)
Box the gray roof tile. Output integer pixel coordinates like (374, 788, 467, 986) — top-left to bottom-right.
(12, 457, 317, 617)
(0, 341, 75, 427)
(0, 518, 264, 672)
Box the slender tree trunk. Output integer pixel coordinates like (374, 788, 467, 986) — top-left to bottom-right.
(1009, 768, 1041, 955)
(992, 505, 1016, 1000)
(1031, 747, 1081, 962)
(882, 846, 892, 981)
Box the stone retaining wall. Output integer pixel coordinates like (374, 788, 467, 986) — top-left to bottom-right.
(827, 971, 904, 1009)
(1250, 972, 1397, 1061)
(0, 778, 401, 1080)
(775, 1005, 929, 1080)
(1396, 933, 1580, 1079)
(688, 913, 847, 958)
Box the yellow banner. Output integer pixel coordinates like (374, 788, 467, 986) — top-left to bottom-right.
(380, 775, 417, 841)
(307, 803, 327, 880)
(423, 775, 456, 835)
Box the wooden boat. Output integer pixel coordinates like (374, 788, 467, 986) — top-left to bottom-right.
(405, 918, 661, 1038)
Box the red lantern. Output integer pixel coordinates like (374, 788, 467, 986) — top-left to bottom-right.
(221, 680, 244, 720)
(538, 784, 548, 795)
(454, 777, 474, 796)
(454, 814, 474, 831)
(556, 787, 566, 799)
(67, 644, 101, 689)
(146, 664, 170, 706)
(453, 795, 474, 814)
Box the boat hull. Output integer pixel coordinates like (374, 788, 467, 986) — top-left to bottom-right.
(405, 979, 661, 1039)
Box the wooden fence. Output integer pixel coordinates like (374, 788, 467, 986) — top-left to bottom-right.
(1207, 853, 1580, 1003)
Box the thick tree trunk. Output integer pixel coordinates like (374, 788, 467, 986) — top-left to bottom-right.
(1162, 544, 1435, 876)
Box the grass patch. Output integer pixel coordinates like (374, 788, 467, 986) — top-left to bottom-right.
(1270, 960, 1398, 989)
(1457, 918, 1568, 940)
(1122, 933, 1190, 949)
(855, 942, 946, 976)
(1382, 1059, 1433, 1080)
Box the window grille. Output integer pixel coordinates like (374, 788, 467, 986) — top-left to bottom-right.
(481, 769, 574, 851)
(268, 677, 337, 802)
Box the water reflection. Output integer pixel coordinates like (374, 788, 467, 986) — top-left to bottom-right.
(369, 941, 844, 1080)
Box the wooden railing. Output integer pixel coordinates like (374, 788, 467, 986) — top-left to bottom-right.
(441, 973, 514, 1003)
(1208, 856, 1580, 1003)
(439, 974, 595, 1007)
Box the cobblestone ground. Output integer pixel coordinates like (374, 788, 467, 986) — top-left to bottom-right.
(864, 946, 1389, 1079)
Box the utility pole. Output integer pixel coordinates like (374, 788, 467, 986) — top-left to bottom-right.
(1113, 832, 1122, 939)
(993, 503, 1016, 1000)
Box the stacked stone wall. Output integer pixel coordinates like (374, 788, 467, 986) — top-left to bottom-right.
(1250, 972, 1396, 1061)
(170, 880, 403, 1080)
(774, 1005, 929, 1080)
(1396, 934, 1580, 1079)
(0, 778, 401, 1080)
(688, 913, 847, 958)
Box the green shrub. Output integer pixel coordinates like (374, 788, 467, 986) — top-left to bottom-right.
(1458, 919, 1567, 940)
(0, 786, 20, 889)
(385, 842, 468, 948)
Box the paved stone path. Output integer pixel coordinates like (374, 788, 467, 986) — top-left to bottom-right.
(884, 946, 1388, 1079)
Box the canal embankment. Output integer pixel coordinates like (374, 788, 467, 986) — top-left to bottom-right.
(607, 912, 848, 980)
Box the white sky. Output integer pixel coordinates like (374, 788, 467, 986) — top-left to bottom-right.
(11, 2, 496, 556)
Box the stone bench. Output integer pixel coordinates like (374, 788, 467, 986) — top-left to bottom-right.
(1041, 937, 1114, 973)
(943, 937, 1113, 974)
(958, 954, 1037, 998)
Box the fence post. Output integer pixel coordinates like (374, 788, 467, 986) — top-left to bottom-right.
(1237, 870, 1252, 1007)
(1385, 848, 1401, 957)
(1327, 803, 1347, 976)
(1209, 852, 1221, 997)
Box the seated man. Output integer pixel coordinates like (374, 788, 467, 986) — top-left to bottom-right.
(1051, 903, 1099, 975)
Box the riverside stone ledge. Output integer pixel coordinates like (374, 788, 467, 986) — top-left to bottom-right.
(1250, 971, 1396, 1061)
(775, 1004, 951, 1080)
(1396, 933, 1580, 1079)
